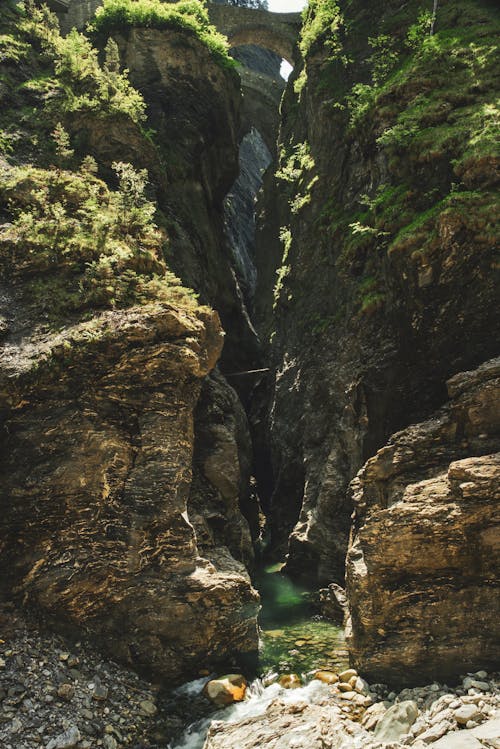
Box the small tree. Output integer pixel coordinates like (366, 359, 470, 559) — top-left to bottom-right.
(52, 122, 74, 169)
(80, 155, 99, 176)
(104, 37, 120, 73)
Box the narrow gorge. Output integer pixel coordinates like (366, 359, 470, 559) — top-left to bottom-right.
(0, 0, 498, 748)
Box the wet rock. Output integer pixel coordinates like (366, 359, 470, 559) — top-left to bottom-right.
(278, 674, 302, 689)
(313, 670, 338, 684)
(203, 675, 247, 706)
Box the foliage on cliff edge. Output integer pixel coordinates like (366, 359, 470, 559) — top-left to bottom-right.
(0, 1, 200, 335)
(273, 0, 499, 326)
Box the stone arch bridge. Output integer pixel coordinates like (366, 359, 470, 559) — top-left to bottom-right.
(208, 4, 301, 65)
(49, 0, 302, 64)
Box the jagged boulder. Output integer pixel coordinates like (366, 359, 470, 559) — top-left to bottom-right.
(346, 359, 500, 685)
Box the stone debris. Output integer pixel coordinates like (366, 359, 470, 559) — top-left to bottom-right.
(203, 667, 500, 749)
(0, 608, 165, 749)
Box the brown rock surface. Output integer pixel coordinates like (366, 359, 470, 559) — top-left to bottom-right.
(0, 302, 259, 682)
(346, 358, 500, 685)
(254, 0, 500, 586)
(189, 370, 259, 569)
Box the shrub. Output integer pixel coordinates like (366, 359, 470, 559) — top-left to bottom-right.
(0, 160, 198, 324)
(89, 0, 235, 69)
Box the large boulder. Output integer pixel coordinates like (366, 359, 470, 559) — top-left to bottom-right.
(203, 674, 247, 707)
(373, 700, 419, 743)
(346, 358, 500, 686)
(0, 305, 259, 682)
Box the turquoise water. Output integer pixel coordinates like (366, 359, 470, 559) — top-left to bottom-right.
(256, 564, 349, 676)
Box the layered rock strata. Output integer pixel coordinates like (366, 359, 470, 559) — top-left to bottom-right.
(0, 304, 259, 682)
(346, 358, 500, 685)
(0, 3, 260, 683)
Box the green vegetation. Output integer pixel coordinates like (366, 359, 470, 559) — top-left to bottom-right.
(0, 2, 147, 162)
(274, 0, 499, 332)
(299, 0, 343, 57)
(0, 153, 198, 326)
(0, 0, 207, 339)
(89, 0, 235, 69)
(25, 5, 145, 122)
(273, 227, 292, 309)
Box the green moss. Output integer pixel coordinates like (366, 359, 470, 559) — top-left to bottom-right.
(89, 0, 235, 69)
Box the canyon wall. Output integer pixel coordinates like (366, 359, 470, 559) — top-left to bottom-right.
(257, 0, 500, 589)
(346, 358, 500, 685)
(0, 0, 259, 682)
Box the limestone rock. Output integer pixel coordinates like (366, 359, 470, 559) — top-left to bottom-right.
(317, 583, 348, 623)
(278, 673, 302, 689)
(203, 699, 359, 749)
(432, 732, 483, 748)
(471, 716, 500, 748)
(373, 700, 419, 743)
(346, 359, 500, 686)
(454, 704, 480, 724)
(203, 674, 247, 707)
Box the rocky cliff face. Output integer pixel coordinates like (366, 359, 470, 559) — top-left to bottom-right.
(256, 0, 500, 586)
(0, 302, 258, 683)
(0, 1, 259, 683)
(346, 357, 500, 685)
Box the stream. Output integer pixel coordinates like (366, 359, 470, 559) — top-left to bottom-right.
(167, 564, 348, 748)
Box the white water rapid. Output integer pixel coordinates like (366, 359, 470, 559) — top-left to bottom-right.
(168, 676, 332, 749)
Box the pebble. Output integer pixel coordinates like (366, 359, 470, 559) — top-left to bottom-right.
(139, 699, 157, 715)
(454, 704, 480, 724)
(0, 609, 165, 749)
(57, 684, 75, 701)
(46, 725, 81, 749)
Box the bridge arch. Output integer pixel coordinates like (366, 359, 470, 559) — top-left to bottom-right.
(207, 5, 302, 65)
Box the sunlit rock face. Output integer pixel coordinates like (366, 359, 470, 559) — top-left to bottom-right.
(0, 304, 259, 683)
(346, 358, 500, 686)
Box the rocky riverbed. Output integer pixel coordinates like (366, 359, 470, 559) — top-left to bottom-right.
(203, 667, 500, 749)
(0, 605, 167, 749)
(1, 602, 499, 749)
